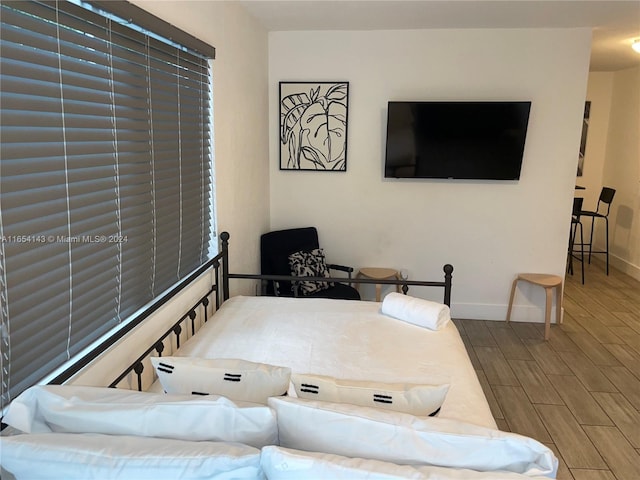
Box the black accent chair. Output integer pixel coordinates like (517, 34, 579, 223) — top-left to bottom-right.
(568, 197, 585, 284)
(260, 227, 361, 300)
(580, 187, 616, 275)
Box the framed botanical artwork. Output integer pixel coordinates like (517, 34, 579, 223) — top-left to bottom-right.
(279, 81, 349, 171)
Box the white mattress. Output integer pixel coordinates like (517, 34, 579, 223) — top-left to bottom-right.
(154, 295, 496, 429)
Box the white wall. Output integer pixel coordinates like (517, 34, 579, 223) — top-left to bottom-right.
(602, 67, 640, 278)
(584, 68, 640, 279)
(269, 28, 592, 320)
(583, 73, 614, 212)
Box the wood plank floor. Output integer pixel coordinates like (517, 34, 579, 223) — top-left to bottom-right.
(456, 259, 640, 480)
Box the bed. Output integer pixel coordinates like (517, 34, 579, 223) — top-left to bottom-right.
(147, 295, 495, 429)
(0, 232, 558, 480)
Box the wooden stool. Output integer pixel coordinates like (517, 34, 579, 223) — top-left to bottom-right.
(356, 267, 401, 302)
(506, 273, 563, 341)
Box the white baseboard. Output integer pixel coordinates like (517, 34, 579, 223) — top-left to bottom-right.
(609, 254, 640, 281)
(452, 303, 559, 324)
(453, 255, 638, 323)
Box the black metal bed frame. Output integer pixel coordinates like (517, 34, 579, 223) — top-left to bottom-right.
(49, 231, 453, 392)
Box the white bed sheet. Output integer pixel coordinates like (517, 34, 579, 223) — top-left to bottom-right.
(151, 295, 496, 429)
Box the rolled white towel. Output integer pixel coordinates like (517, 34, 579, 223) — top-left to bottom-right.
(381, 292, 450, 330)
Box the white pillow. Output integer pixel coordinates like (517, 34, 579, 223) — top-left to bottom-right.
(291, 373, 447, 416)
(381, 293, 450, 330)
(267, 396, 557, 477)
(151, 357, 291, 404)
(3, 385, 278, 448)
(0, 433, 263, 480)
(260, 446, 553, 480)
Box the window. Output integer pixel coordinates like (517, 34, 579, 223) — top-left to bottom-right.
(0, 0, 215, 410)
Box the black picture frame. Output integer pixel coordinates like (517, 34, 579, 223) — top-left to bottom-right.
(577, 100, 591, 177)
(279, 81, 349, 171)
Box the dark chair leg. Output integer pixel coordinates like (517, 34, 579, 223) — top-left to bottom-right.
(586, 215, 610, 276)
(578, 222, 584, 284)
(567, 220, 584, 284)
(567, 224, 575, 275)
(588, 216, 595, 265)
(604, 216, 609, 275)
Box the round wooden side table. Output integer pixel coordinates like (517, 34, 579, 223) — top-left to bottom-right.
(356, 267, 401, 302)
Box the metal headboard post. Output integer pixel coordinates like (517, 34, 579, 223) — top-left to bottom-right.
(443, 264, 453, 307)
(220, 231, 230, 301)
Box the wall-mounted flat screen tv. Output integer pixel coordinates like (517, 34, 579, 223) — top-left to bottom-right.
(384, 101, 531, 180)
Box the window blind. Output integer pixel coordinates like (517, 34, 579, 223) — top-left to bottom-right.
(0, 0, 214, 410)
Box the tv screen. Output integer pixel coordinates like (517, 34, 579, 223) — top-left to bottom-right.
(384, 101, 531, 180)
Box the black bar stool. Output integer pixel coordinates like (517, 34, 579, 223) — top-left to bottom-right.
(580, 187, 616, 275)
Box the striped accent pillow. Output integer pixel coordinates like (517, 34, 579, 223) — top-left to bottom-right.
(291, 373, 448, 416)
(151, 357, 291, 404)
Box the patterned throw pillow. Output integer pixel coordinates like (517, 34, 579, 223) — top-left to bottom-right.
(288, 248, 334, 295)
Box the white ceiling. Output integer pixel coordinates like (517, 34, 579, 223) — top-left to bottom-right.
(238, 0, 640, 72)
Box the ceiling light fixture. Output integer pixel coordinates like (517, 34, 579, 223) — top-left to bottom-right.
(633, 40, 640, 53)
